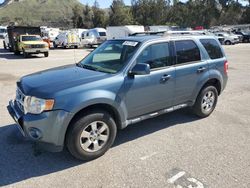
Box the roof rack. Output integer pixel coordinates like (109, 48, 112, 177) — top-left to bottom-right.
(130, 30, 211, 37)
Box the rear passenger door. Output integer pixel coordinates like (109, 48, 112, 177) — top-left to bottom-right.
(174, 40, 209, 105)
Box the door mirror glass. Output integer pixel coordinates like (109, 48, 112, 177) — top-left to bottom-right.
(129, 63, 150, 76)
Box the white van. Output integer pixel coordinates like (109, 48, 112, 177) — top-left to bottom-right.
(54, 31, 80, 49)
(106, 25, 145, 40)
(81, 28, 107, 47)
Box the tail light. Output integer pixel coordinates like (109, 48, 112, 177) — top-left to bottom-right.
(224, 60, 229, 74)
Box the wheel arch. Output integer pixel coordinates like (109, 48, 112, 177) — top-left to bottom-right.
(64, 103, 123, 145)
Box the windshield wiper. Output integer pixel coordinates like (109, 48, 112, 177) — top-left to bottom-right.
(76, 63, 98, 71)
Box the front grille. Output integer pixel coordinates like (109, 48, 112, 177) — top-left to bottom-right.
(16, 88, 25, 112)
(31, 44, 45, 48)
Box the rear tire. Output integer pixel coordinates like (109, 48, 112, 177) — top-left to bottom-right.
(3, 41, 6, 49)
(74, 45, 78, 49)
(66, 110, 117, 161)
(44, 52, 49, 57)
(14, 51, 20, 55)
(192, 86, 218, 118)
(53, 42, 57, 48)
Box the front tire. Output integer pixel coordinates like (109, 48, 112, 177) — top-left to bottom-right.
(44, 52, 49, 57)
(225, 40, 232, 45)
(66, 110, 117, 161)
(192, 86, 218, 118)
(23, 49, 28, 58)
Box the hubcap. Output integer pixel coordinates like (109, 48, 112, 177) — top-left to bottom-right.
(201, 91, 215, 113)
(80, 121, 109, 153)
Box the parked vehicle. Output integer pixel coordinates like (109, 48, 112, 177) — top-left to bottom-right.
(7, 34, 228, 160)
(232, 31, 250, 43)
(106, 25, 144, 40)
(41, 26, 60, 48)
(214, 32, 239, 45)
(70, 28, 87, 40)
(149, 25, 171, 32)
(0, 26, 7, 39)
(3, 34, 9, 49)
(54, 31, 80, 49)
(81, 28, 106, 47)
(7, 26, 49, 57)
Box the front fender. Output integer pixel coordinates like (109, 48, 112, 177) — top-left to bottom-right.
(57, 89, 127, 128)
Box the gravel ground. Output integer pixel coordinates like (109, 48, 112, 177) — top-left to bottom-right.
(0, 40, 249, 188)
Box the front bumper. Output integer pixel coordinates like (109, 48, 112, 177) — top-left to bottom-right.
(7, 100, 73, 152)
(24, 48, 49, 53)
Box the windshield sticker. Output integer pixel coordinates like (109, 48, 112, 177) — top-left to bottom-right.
(122, 41, 138, 46)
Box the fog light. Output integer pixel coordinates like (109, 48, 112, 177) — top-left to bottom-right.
(28, 128, 42, 140)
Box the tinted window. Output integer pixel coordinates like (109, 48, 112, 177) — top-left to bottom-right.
(175, 40, 201, 64)
(136, 42, 171, 70)
(99, 32, 106, 36)
(200, 39, 224, 59)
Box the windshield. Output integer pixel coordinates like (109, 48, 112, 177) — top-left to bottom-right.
(21, 36, 42, 41)
(78, 40, 140, 74)
(0, 29, 6, 33)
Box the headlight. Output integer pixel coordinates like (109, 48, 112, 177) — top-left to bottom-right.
(24, 96, 54, 114)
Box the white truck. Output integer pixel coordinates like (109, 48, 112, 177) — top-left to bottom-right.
(3, 34, 9, 49)
(106, 25, 145, 40)
(149, 25, 171, 32)
(81, 28, 107, 47)
(53, 31, 80, 49)
(41, 26, 60, 41)
(0, 26, 7, 39)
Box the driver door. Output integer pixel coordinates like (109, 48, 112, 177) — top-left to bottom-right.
(124, 42, 176, 119)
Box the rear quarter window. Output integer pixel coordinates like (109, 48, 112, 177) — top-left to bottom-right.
(175, 40, 201, 64)
(200, 39, 224, 59)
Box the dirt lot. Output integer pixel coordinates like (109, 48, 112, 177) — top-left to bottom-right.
(0, 40, 249, 188)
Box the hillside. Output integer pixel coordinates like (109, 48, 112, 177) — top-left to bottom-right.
(0, 0, 84, 28)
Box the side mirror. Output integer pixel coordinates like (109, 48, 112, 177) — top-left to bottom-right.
(129, 63, 150, 76)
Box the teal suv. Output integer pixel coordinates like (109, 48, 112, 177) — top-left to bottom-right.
(7, 34, 228, 160)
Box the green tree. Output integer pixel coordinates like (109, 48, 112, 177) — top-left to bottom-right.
(109, 0, 134, 26)
(92, 0, 107, 27)
(131, 0, 170, 26)
(83, 4, 94, 28)
(72, 5, 83, 28)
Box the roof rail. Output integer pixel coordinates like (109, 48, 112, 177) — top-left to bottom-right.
(163, 30, 208, 37)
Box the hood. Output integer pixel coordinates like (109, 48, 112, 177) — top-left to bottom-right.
(18, 64, 111, 97)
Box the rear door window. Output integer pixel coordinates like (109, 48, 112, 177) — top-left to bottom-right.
(175, 40, 201, 64)
(200, 39, 224, 59)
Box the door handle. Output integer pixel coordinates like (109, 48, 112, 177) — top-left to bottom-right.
(197, 67, 206, 73)
(160, 74, 171, 83)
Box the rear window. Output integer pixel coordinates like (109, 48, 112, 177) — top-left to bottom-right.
(200, 39, 224, 59)
(175, 40, 201, 64)
(99, 32, 106, 36)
